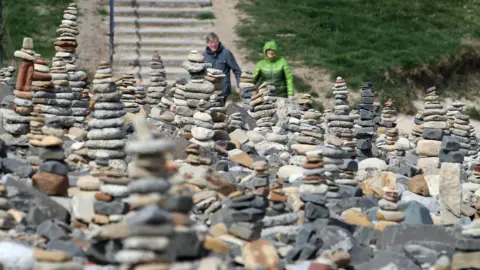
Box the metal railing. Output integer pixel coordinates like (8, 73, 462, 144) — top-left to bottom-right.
(109, 0, 114, 65)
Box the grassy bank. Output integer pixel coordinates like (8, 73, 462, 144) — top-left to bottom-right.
(236, 0, 480, 113)
(2, 0, 72, 63)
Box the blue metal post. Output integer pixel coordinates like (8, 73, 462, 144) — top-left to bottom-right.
(109, 0, 114, 65)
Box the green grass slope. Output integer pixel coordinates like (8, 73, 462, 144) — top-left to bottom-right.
(2, 0, 72, 63)
(236, 0, 480, 113)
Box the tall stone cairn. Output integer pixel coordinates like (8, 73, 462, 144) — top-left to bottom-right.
(227, 161, 269, 241)
(4, 37, 36, 135)
(87, 62, 127, 161)
(451, 221, 480, 269)
(451, 106, 474, 156)
(416, 86, 447, 160)
(118, 74, 140, 114)
(172, 78, 190, 130)
(31, 116, 69, 196)
(355, 82, 376, 159)
(379, 99, 399, 154)
(208, 90, 228, 138)
(190, 100, 215, 148)
(446, 101, 464, 132)
(146, 51, 167, 106)
(325, 76, 358, 187)
(250, 83, 277, 134)
(29, 55, 52, 139)
(115, 115, 177, 268)
(411, 111, 424, 143)
(206, 68, 226, 97)
(240, 70, 255, 110)
(52, 2, 82, 128)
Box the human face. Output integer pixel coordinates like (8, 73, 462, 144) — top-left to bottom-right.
(266, 49, 276, 59)
(207, 39, 219, 52)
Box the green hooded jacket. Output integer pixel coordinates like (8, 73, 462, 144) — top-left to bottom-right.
(253, 40, 294, 97)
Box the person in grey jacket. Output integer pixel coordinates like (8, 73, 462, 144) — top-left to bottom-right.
(202, 32, 242, 104)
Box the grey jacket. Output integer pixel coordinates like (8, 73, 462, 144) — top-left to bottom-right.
(202, 43, 242, 96)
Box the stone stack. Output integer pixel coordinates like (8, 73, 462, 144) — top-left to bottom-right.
(89, 151, 129, 226)
(417, 87, 447, 164)
(183, 50, 214, 111)
(0, 66, 15, 85)
(298, 94, 313, 111)
(115, 116, 178, 268)
(31, 116, 69, 196)
(4, 37, 35, 135)
(376, 186, 404, 226)
(452, 110, 473, 156)
(52, 3, 81, 128)
(46, 58, 76, 128)
(184, 143, 211, 166)
(205, 68, 226, 97)
(446, 101, 464, 132)
(325, 77, 358, 187)
(190, 100, 215, 148)
(299, 151, 330, 223)
(239, 70, 255, 110)
(294, 112, 323, 155)
(135, 85, 147, 108)
(172, 79, 192, 130)
(118, 74, 140, 113)
(411, 112, 424, 143)
(209, 93, 228, 137)
(250, 84, 277, 134)
(355, 82, 376, 159)
(227, 174, 268, 241)
(452, 221, 480, 269)
(69, 69, 90, 127)
(29, 55, 53, 140)
(284, 110, 301, 133)
(87, 62, 126, 161)
(146, 51, 167, 106)
(227, 112, 247, 132)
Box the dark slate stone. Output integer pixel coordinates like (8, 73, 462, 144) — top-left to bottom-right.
(229, 221, 263, 241)
(296, 224, 317, 244)
(361, 89, 374, 97)
(164, 196, 194, 214)
(407, 240, 455, 257)
(317, 225, 357, 253)
(300, 194, 327, 205)
(314, 218, 357, 235)
(456, 237, 480, 252)
(377, 224, 456, 250)
(39, 160, 69, 176)
(329, 196, 378, 215)
(361, 97, 374, 104)
(6, 176, 70, 224)
(126, 204, 171, 226)
(304, 202, 330, 220)
(355, 120, 375, 127)
(286, 245, 303, 263)
(93, 200, 129, 216)
(403, 243, 438, 266)
(298, 243, 318, 260)
(1, 158, 34, 178)
(47, 239, 85, 258)
(36, 220, 69, 241)
(441, 136, 461, 151)
(215, 160, 230, 172)
(349, 244, 375, 265)
(439, 150, 464, 163)
(0, 139, 7, 158)
(414, 118, 424, 125)
(359, 109, 375, 120)
(354, 250, 422, 270)
(172, 229, 205, 259)
(231, 208, 265, 222)
(354, 127, 376, 137)
(339, 159, 358, 171)
(422, 128, 444, 140)
(353, 226, 379, 246)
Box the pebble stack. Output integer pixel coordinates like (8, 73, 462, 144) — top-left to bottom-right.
(190, 100, 215, 148)
(325, 77, 358, 187)
(4, 37, 35, 135)
(146, 51, 167, 106)
(52, 3, 81, 128)
(182, 50, 214, 111)
(0, 183, 16, 231)
(411, 112, 424, 142)
(452, 110, 474, 156)
(156, 84, 175, 122)
(250, 84, 277, 134)
(299, 151, 330, 222)
(227, 112, 247, 132)
(172, 79, 192, 130)
(31, 116, 69, 196)
(115, 116, 177, 268)
(379, 100, 399, 153)
(446, 101, 464, 132)
(135, 85, 147, 108)
(227, 167, 268, 241)
(452, 221, 480, 270)
(376, 186, 405, 225)
(118, 74, 140, 114)
(46, 58, 76, 128)
(87, 62, 127, 160)
(239, 70, 255, 110)
(0, 66, 15, 85)
(185, 143, 211, 166)
(355, 82, 376, 159)
(284, 110, 301, 133)
(205, 68, 226, 97)
(209, 93, 228, 136)
(294, 112, 323, 154)
(417, 87, 447, 159)
(69, 68, 90, 127)
(29, 55, 52, 143)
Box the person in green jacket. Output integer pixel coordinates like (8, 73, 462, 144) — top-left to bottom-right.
(253, 40, 295, 98)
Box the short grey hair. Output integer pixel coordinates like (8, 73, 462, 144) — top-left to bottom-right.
(206, 32, 219, 43)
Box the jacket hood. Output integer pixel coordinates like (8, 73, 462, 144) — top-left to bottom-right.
(205, 42, 224, 56)
(263, 40, 279, 60)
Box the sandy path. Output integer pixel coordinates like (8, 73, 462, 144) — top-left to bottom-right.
(76, 0, 109, 76)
